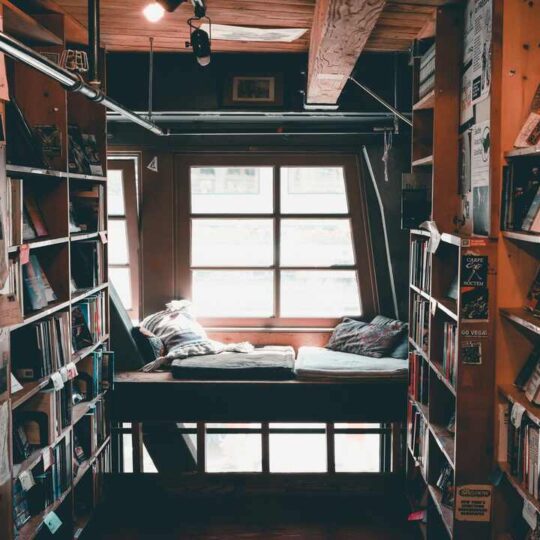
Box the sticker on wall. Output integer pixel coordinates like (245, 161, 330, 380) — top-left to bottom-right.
(455, 484, 492, 522)
(147, 156, 158, 172)
(460, 254, 489, 321)
(461, 340, 482, 365)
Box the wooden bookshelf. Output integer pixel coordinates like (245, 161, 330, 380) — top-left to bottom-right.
(407, 231, 497, 538)
(0, 7, 112, 540)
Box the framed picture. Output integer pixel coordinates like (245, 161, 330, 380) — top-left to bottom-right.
(223, 74, 283, 107)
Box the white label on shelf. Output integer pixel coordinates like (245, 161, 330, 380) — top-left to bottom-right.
(42, 448, 52, 470)
(511, 402, 526, 428)
(523, 500, 538, 530)
(44, 511, 62, 534)
(66, 362, 78, 380)
(50, 372, 64, 390)
(19, 470, 35, 491)
(59, 367, 69, 383)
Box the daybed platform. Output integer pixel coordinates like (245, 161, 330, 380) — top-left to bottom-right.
(112, 371, 407, 423)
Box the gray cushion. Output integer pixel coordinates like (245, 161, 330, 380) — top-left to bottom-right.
(371, 315, 409, 359)
(295, 346, 408, 381)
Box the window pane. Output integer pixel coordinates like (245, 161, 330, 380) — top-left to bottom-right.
(335, 434, 380, 472)
(108, 220, 129, 265)
(281, 219, 354, 267)
(109, 267, 132, 310)
(106, 169, 125, 215)
(280, 270, 361, 317)
(192, 270, 273, 317)
(269, 434, 326, 472)
(281, 167, 348, 214)
(206, 433, 262, 472)
(192, 219, 273, 267)
(191, 167, 273, 214)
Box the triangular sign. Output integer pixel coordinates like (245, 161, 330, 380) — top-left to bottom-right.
(147, 156, 158, 172)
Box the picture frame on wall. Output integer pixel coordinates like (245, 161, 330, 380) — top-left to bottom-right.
(223, 74, 284, 107)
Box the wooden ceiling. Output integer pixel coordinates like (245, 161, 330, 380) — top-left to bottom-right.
(43, 0, 437, 53)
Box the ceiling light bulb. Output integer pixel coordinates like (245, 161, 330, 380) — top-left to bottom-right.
(143, 2, 165, 22)
(191, 28, 211, 66)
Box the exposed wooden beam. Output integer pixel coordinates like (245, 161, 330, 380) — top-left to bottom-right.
(307, 0, 386, 104)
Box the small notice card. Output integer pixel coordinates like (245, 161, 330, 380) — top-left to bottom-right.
(455, 484, 492, 522)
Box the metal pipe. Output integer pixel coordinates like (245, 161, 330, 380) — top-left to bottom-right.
(88, 0, 100, 86)
(362, 145, 400, 319)
(349, 75, 412, 127)
(0, 31, 168, 136)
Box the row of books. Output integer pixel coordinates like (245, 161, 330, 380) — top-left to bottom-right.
(74, 349, 114, 404)
(72, 293, 106, 352)
(410, 238, 431, 291)
(71, 241, 105, 292)
(6, 96, 104, 175)
(70, 185, 105, 234)
(504, 401, 540, 500)
(78, 398, 108, 458)
(501, 163, 540, 232)
(12, 436, 73, 531)
(408, 402, 429, 473)
(5, 178, 106, 246)
(418, 43, 436, 100)
(441, 322, 458, 387)
(409, 352, 429, 405)
(11, 312, 71, 381)
(411, 296, 430, 353)
(435, 463, 454, 508)
(23, 254, 57, 313)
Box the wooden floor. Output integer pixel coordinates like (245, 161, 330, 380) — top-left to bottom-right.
(90, 488, 420, 539)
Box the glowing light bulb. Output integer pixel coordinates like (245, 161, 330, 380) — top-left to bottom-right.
(143, 2, 165, 22)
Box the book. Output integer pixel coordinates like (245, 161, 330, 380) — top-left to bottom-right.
(525, 360, 540, 404)
(526, 266, 540, 315)
(22, 207, 36, 241)
(72, 304, 94, 351)
(522, 185, 540, 231)
(68, 124, 90, 174)
(515, 345, 540, 390)
(12, 421, 31, 462)
(23, 191, 48, 238)
(81, 133, 103, 175)
(12, 479, 31, 529)
(22, 254, 57, 312)
(514, 84, 540, 147)
(5, 97, 44, 168)
(71, 240, 102, 290)
(33, 124, 62, 169)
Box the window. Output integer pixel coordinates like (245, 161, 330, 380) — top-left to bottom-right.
(178, 155, 375, 326)
(107, 159, 140, 320)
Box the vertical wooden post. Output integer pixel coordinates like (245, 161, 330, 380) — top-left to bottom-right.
(132, 422, 144, 473)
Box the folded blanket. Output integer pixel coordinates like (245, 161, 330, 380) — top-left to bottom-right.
(171, 346, 295, 380)
(295, 346, 408, 381)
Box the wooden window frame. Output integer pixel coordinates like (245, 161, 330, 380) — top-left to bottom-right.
(108, 158, 140, 320)
(175, 153, 378, 329)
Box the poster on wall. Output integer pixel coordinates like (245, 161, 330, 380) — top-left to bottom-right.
(471, 120, 490, 235)
(471, 0, 492, 105)
(460, 65, 474, 128)
(463, 0, 474, 66)
(455, 485, 492, 522)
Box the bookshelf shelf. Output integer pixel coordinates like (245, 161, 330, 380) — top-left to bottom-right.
(429, 361, 456, 396)
(6, 164, 69, 179)
(73, 435, 111, 489)
(72, 334, 110, 363)
(70, 231, 101, 242)
(498, 461, 540, 514)
(15, 299, 72, 329)
(8, 236, 71, 253)
(500, 307, 540, 336)
(409, 337, 428, 360)
(505, 146, 540, 159)
(501, 230, 540, 244)
(413, 90, 435, 111)
(428, 485, 454, 537)
(410, 284, 431, 301)
(499, 384, 540, 426)
(430, 423, 455, 467)
(68, 172, 107, 182)
(71, 282, 109, 304)
(434, 298, 458, 321)
(72, 392, 107, 426)
(412, 155, 434, 168)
